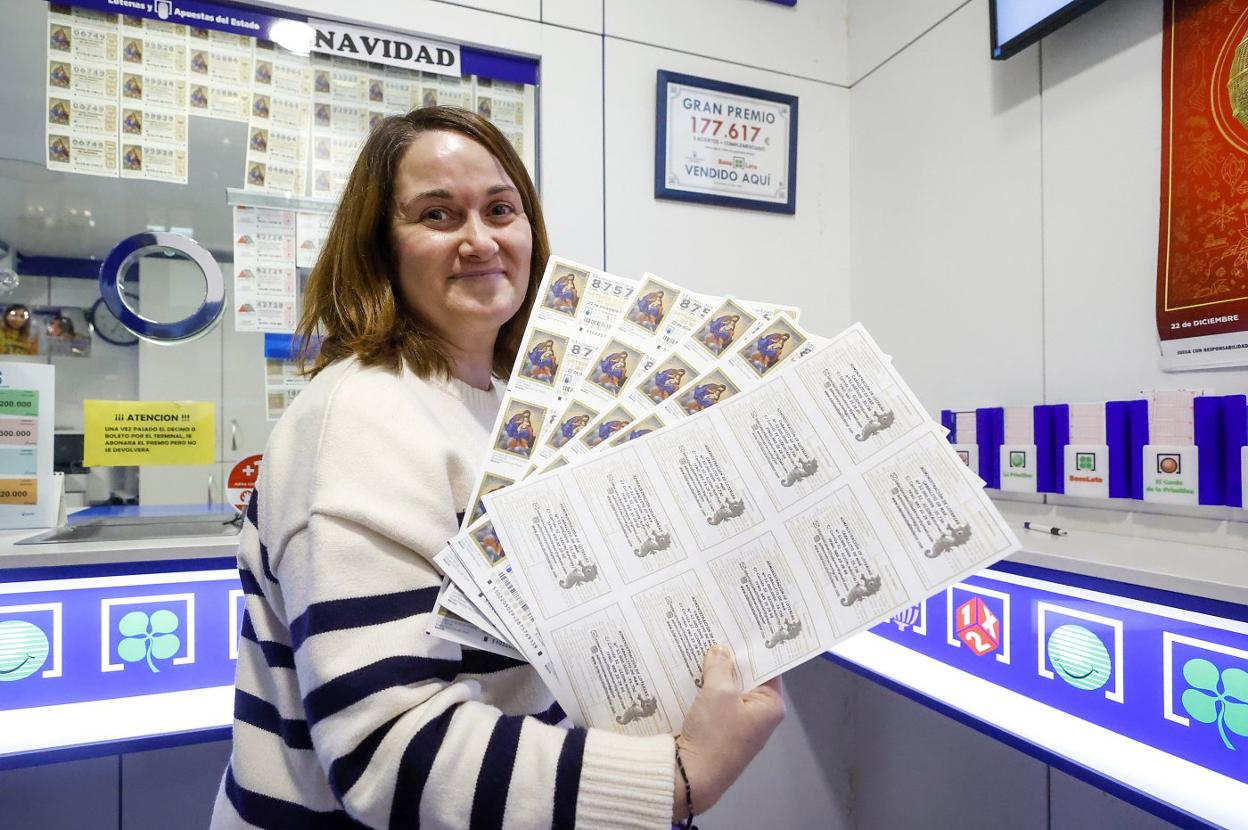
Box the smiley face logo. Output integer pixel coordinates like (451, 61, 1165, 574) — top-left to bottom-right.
(1046, 624, 1111, 691)
(0, 620, 50, 682)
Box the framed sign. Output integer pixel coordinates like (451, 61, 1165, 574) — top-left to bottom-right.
(655, 71, 798, 214)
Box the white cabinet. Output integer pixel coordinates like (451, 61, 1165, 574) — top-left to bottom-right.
(136, 256, 224, 506)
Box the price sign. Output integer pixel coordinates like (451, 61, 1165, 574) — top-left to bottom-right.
(655, 70, 798, 214)
(0, 389, 39, 416)
(0, 418, 38, 446)
(0, 363, 54, 528)
(0, 478, 37, 506)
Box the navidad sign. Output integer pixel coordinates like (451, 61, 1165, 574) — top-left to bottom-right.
(310, 19, 460, 77)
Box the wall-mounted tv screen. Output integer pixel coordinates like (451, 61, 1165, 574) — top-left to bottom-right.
(990, 0, 1110, 60)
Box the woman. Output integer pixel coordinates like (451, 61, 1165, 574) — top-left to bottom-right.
(212, 107, 784, 830)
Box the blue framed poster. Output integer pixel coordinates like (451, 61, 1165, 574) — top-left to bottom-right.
(654, 70, 798, 214)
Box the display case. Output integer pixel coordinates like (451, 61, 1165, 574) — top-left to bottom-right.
(0, 528, 237, 768)
(831, 501, 1248, 829)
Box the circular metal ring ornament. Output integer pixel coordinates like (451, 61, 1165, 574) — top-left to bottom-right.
(98, 231, 225, 344)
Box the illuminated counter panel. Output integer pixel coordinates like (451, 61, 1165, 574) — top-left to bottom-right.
(0, 558, 240, 767)
(829, 562, 1248, 830)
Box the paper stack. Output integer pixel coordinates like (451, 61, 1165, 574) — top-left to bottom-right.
(428, 256, 1020, 735)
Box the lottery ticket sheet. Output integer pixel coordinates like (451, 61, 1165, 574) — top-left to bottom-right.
(535, 294, 771, 470)
(526, 280, 721, 469)
(232, 206, 298, 333)
(452, 323, 1018, 735)
(433, 313, 825, 672)
(435, 307, 821, 646)
(426, 576, 524, 661)
(462, 257, 639, 527)
(541, 309, 820, 472)
(435, 311, 823, 660)
(47, 5, 121, 178)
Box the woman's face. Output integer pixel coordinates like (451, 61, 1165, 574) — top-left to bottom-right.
(390, 130, 532, 348)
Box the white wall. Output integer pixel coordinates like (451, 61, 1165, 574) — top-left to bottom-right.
(849, 0, 1248, 410)
(603, 38, 851, 333)
(262, 0, 853, 287)
(605, 0, 849, 85)
(847, 1, 1236, 828)
(848, 0, 966, 84)
(850, 0, 1044, 412)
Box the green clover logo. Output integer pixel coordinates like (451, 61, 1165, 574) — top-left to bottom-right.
(117, 610, 181, 673)
(1181, 657, 1248, 751)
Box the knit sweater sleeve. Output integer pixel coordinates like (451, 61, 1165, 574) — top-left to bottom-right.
(273, 367, 675, 830)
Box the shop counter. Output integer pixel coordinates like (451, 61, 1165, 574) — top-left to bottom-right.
(0, 517, 241, 769)
(1, 504, 1246, 830)
(828, 502, 1248, 830)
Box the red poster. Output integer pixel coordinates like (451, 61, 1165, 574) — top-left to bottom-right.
(1158, 0, 1248, 368)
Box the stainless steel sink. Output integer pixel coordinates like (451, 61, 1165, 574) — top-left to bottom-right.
(16, 513, 242, 544)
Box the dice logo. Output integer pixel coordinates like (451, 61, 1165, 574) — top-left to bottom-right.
(955, 597, 1000, 656)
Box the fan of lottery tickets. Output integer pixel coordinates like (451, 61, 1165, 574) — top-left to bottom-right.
(429, 256, 1020, 736)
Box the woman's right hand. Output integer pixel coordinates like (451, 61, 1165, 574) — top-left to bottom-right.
(672, 644, 787, 823)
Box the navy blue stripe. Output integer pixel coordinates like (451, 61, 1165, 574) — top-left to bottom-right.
(461, 649, 527, 675)
(247, 487, 279, 584)
(303, 655, 460, 726)
(240, 613, 296, 669)
(532, 700, 567, 726)
(552, 728, 586, 830)
(289, 586, 440, 650)
(470, 715, 524, 830)
(388, 703, 463, 827)
(234, 689, 312, 750)
(328, 712, 404, 800)
(238, 566, 265, 598)
(259, 539, 278, 585)
(225, 764, 367, 830)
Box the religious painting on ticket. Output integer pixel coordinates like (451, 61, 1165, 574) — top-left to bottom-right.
(1157, 0, 1248, 368)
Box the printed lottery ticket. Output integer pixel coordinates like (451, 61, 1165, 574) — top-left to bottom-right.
(526, 275, 716, 469)
(232, 206, 298, 333)
(538, 307, 819, 473)
(462, 257, 638, 527)
(46, 6, 120, 178)
(467, 323, 1019, 734)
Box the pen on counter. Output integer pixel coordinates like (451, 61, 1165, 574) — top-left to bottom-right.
(1023, 522, 1067, 536)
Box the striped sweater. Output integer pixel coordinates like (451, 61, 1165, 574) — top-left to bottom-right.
(211, 357, 675, 829)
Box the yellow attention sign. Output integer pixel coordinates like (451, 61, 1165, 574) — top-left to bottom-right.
(84, 401, 215, 466)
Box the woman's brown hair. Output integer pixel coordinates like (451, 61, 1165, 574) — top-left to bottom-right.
(297, 106, 549, 380)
